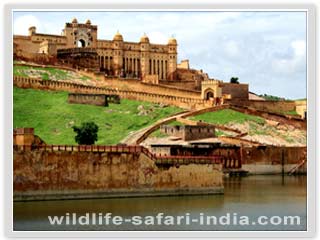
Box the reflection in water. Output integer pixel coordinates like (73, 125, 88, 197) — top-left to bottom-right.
(13, 175, 307, 231)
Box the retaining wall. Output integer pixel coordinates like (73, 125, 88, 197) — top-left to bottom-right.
(13, 148, 223, 201)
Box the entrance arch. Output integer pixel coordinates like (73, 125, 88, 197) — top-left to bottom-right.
(206, 91, 214, 100)
(77, 39, 86, 48)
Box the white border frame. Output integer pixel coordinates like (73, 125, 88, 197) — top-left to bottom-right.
(3, 1, 316, 238)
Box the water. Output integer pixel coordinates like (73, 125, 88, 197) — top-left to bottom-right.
(13, 175, 307, 231)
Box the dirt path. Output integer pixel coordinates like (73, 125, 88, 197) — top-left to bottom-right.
(121, 104, 306, 146)
(121, 105, 229, 145)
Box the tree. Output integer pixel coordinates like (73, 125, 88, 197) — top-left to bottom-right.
(72, 122, 99, 145)
(230, 77, 239, 84)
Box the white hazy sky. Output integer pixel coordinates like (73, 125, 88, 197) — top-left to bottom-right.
(13, 11, 307, 99)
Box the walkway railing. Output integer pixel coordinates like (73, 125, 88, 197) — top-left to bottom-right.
(13, 144, 223, 166)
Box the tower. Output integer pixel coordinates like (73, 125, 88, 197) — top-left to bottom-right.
(112, 31, 124, 76)
(63, 18, 98, 48)
(167, 37, 177, 80)
(28, 26, 36, 36)
(139, 33, 150, 79)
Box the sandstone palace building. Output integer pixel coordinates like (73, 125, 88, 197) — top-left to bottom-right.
(13, 18, 184, 82)
(13, 18, 256, 103)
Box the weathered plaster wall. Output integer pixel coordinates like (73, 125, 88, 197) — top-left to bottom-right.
(13, 150, 223, 200)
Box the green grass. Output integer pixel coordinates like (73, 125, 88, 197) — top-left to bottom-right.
(80, 75, 91, 81)
(191, 109, 265, 125)
(13, 87, 182, 145)
(150, 129, 168, 138)
(13, 65, 91, 81)
(283, 110, 299, 115)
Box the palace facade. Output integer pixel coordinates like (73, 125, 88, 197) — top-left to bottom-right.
(14, 18, 178, 81)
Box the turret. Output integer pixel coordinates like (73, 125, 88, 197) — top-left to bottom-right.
(167, 37, 177, 80)
(140, 33, 150, 79)
(28, 26, 36, 36)
(112, 31, 124, 76)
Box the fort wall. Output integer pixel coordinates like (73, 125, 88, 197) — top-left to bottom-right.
(241, 146, 307, 174)
(13, 76, 213, 110)
(228, 99, 297, 114)
(101, 78, 202, 99)
(220, 83, 249, 100)
(13, 148, 223, 201)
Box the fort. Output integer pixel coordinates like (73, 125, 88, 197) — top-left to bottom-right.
(13, 18, 307, 119)
(12, 18, 307, 200)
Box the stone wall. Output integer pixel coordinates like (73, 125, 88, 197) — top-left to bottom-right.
(13, 149, 223, 200)
(149, 144, 306, 174)
(102, 78, 201, 99)
(228, 99, 297, 114)
(295, 100, 307, 119)
(14, 76, 213, 110)
(68, 93, 108, 106)
(220, 82, 249, 100)
(160, 125, 215, 141)
(57, 48, 100, 72)
(241, 146, 307, 174)
(142, 74, 159, 84)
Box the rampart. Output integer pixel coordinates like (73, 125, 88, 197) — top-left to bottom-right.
(220, 82, 249, 100)
(13, 76, 212, 110)
(228, 99, 297, 114)
(13, 145, 223, 201)
(101, 77, 202, 99)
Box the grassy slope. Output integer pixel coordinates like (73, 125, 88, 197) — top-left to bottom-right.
(191, 109, 265, 125)
(13, 87, 182, 145)
(13, 65, 91, 81)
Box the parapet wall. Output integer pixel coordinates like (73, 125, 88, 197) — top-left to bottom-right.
(13, 148, 223, 200)
(220, 83, 249, 100)
(228, 99, 296, 114)
(102, 77, 202, 99)
(13, 76, 212, 110)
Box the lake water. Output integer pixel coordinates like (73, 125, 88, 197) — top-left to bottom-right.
(13, 175, 307, 231)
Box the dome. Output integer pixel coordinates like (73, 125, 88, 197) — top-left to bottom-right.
(140, 33, 149, 43)
(85, 19, 91, 25)
(72, 18, 78, 24)
(113, 31, 123, 41)
(168, 37, 177, 45)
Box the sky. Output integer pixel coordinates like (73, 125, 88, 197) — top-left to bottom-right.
(13, 11, 307, 99)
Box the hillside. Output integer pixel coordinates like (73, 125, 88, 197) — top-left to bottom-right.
(190, 109, 306, 146)
(13, 87, 182, 145)
(13, 64, 102, 86)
